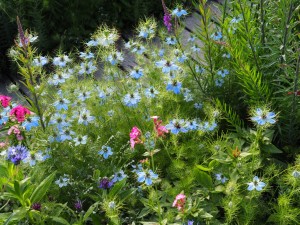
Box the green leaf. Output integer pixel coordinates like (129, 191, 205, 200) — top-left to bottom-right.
(137, 208, 151, 218)
(4, 208, 27, 225)
(50, 216, 70, 225)
(83, 202, 99, 222)
(30, 172, 56, 203)
(194, 168, 213, 188)
(108, 178, 126, 198)
(261, 144, 283, 154)
(0, 164, 8, 178)
(196, 165, 211, 172)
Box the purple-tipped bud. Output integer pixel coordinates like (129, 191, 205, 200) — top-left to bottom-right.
(31, 203, 42, 211)
(99, 177, 114, 189)
(16, 16, 27, 48)
(161, 0, 172, 32)
(74, 200, 82, 211)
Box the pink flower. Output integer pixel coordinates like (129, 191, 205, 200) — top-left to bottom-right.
(8, 125, 23, 141)
(10, 105, 31, 122)
(130, 126, 142, 149)
(172, 193, 186, 211)
(0, 142, 8, 148)
(151, 116, 169, 137)
(0, 95, 12, 108)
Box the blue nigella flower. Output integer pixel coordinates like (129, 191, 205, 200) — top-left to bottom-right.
(251, 108, 276, 126)
(172, 7, 188, 18)
(195, 65, 205, 73)
(106, 52, 124, 65)
(33, 56, 48, 67)
(166, 80, 182, 94)
(59, 128, 75, 142)
(217, 69, 229, 78)
(86, 39, 99, 47)
(292, 170, 300, 178)
(7, 145, 29, 165)
(156, 60, 179, 74)
(0, 111, 9, 125)
(79, 52, 94, 59)
(78, 91, 91, 101)
(123, 92, 141, 107)
(186, 120, 199, 131)
(165, 37, 177, 45)
(53, 55, 71, 67)
(215, 173, 228, 183)
(49, 113, 69, 131)
(215, 78, 224, 87)
(194, 103, 203, 109)
(98, 145, 113, 159)
(53, 98, 70, 111)
(22, 116, 39, 131)
(145, 87, 159, 98)
(112, 170, 127, 183)
(130, 68, 144, 79)
(78, 109, 95, 125)
(191, 45, 201, 52)
(131, 45, 146, 55)
(78, 61, 97, 75)
(74, 135, 88, 146)
(211, 31, 223, 41)
(23, 151, 45, 166)
(138, 28, 154, 39)
(165, 119, 188, 134)
(137, 169, 158, 186)
(247, 176, 266, 191)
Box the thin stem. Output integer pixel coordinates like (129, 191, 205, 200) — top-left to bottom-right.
(238, 0, 261, 72)
(260, 0, 265, 46)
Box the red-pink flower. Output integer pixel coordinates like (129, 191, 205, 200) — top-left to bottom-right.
(8, 125, 23, 141)
(130, 126, 142, 149)
(172, 193, 186, 211)
(0, 95, 12, 108)
(10, 105, 31, 122)
(151, 116, 169, 137)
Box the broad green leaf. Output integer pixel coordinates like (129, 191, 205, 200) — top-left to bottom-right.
(194, 168, 213, 188)
(108, 178, 126, 198)
(0, 164, 8, 178)
(30, 172, 56, 203)
(196, 165, 211, 172)
(83, 202, 99, 222)
(50, 216, 70, 225)
(261, 144, 283, 154)
(4, 208, 27, 225)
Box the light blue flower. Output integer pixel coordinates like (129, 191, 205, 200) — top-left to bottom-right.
(186, 120, 199, 131)
(55, 174, 70, 188)
(112, 170, 126, 182)
(23, 151, 45, 166)
(132, 45, 146, 55)
(145, 87, 159, 98)
(0, 111, 9, 125)
(49, 113, 69, 131)
(78, 109, 95, 125)
(33, 56, 48, 67)
(211, 31, 223, 41)
(165, 37, 177, 45)
(215, 78, 224, 87)
(156, 60, 179, 73)
(79, 52, 94, 59)
(292, 170, 300, 178)
(247, 176, 266, 191)
(195, 65, 205, 73)
(222, 53, 231, 58)
(138, 28, 154, 39)
(137, 170, 158, 186)
(98, 145, 113, 159)
(130, 68, 144, 79)
(251, 108, 276, 126)
(123, 92, 141, 107)
(53, 98, 70, 111)
(53, 55, 71, 67)
(74, 135, 88, 146)
(78, 61, 97, 75)
(215, 173, 228, 183)
(166, 80, 182, 94)
(194, 103, 203, 109)
(22, 116, 39, 131)
(59, 128, 75, 142)
(86, 39, 99, 47)
(217, 69, 229, 78)
(165, 119, 188, 134)
(191, 45, 201, 52)
(78, 91, 91, 101)
(172, 8, 188, 18)
(106, 52, 124, 65)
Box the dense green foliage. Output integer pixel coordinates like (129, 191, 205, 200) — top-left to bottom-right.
(1, 0, 300, 224)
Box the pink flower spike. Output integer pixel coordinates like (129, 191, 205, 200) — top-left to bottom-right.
(172, 193, 186, 211)
(130, 126, 142, 149)
(151, 116, 169, 137)
(10, 105, 31, 122)
(0, 95, 12, 108)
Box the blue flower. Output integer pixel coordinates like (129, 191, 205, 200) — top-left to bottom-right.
(53, 98, 70, 111)
(98, 145, 113, 159)
(194, 103, 203, 109)
(137, 170, 158, 186)
(79, 52, 94, 59)
(86, 39, 99, 47)
(78, 91, 91, 101)
(99, 177, 114, 189)
(78, 109, 95, 125)
(74, 135, 88, 146)
(59, 128, 75, 142)
(130, 68, 144, 79)
(145, 87, 159, 98)
(247, 176, 266, 191)
(22, 116, 39, 131)
(112, 170, 126, 182)
(7, 145, 28, 165)
(106, 52, 124, 65)
(191, 45, 201, 52)
(23, 151, 45, 166)
(156, 60, 179, 73)
(172, 8, 188, 18)
(211, 31, 223, 41)
(195, 65, 205, 73)
(165, 37, 177, 45)
(0, 111, 9, 125)
(186, 120, 199, 131)
(33, 56, 48, 67)
(131, 45, 146, 55)
(217, 69, 229, 78)
(215, 173, 228, 183)
(53, 55, 71, 67)
(292, 170, 300, 178)
(166, 80, 182, 94)
(123, 92, 141, 107)
(215, 78, 224, 87)
(165, 119, 188, 134)
(78, 61, 97, 75)
(138, 28, 154, 39)
(49, 113, 69, 131)
(251, 108, 276, 126)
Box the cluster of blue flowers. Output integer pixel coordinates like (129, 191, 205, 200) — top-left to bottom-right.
(165, 119, 218, 134)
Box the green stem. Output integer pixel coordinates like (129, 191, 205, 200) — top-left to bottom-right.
(260, 0, 265, 46)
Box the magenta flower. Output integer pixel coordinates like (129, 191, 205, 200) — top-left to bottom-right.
(151, 116, 169, 137)
(10, 105, 31, 122)
(0, 95, 12, 108)
(161, 0, 172, 32)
